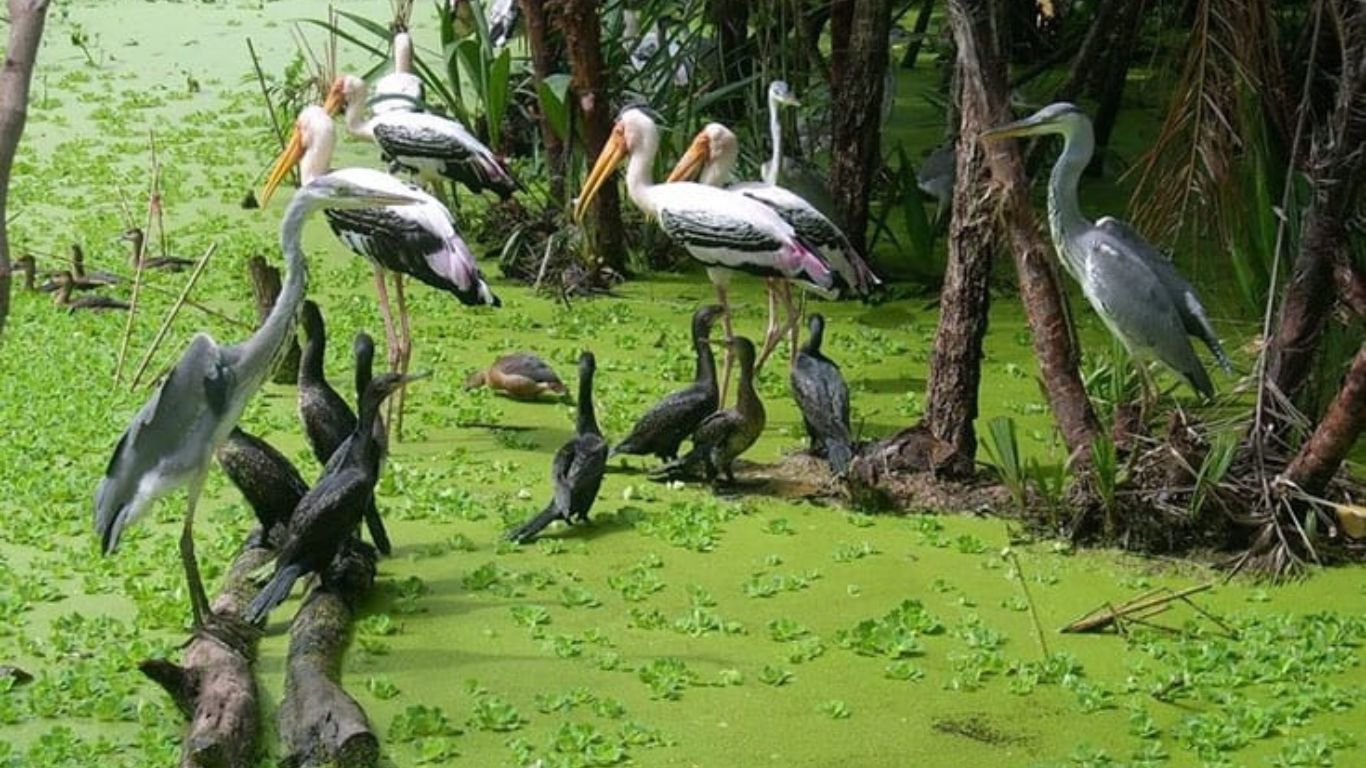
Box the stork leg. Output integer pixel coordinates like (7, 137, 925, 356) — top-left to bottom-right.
(715, 281, 735, 408)
(373, 267, 401, 375)
(785, 283, 803, 366)
(755, 279, 786, 372)
(180, 473, 211, 629)
(391, 272, 412, 442)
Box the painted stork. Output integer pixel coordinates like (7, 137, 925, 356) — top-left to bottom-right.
(669, 121, 880, 367)
(260, 105, 500, 437)
(574, 107, 833, 399)
(488, 0, 519, 48)
(325, 75, 518, 200)
(370, 31, 425, 116)
(624, 10, 690, 87)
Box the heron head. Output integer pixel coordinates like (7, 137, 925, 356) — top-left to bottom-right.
(769, 80, 800, 108)
(575, 108, 659, 222)
(667, 123, 736, 184)
(980, 102, 1087, 141)
(259, 106, 337, 205)
(301, 168, 426, 210)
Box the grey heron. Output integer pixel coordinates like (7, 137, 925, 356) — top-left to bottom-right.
(980, 103, 1231, 402)
(94, 168, 424, 631)
(760, 81, 837, 222)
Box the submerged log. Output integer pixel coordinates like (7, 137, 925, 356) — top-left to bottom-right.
(247, 255, 301, 385)
(278, 540, 379, 768)
(139, 543, 272, 768)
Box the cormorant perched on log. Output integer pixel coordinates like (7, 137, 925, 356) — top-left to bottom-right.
(245, 371, 420, 625)
(507, 352, 608, 543)
(612, 305, 723, 462)
(790, 314, 854, 475)
(215, 427, 308, 547)
(465, 353, 568, 401)
(655, 336, 765, 485)
(297, 308, 393, 555)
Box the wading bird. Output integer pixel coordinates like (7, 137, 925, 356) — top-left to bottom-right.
(488, 0, 519, 47)
(669, 120, 880, 365)
(326, 75, 518, 200)
(94, 169, 423, 631)
(759, 81, 834, 219)
(507, 352, 608, 543)
(980, 103, 1231, 401)
(464, 352, 567, 401)
(612, 304, 723, 462)
(655, 336, 765, 486)
(261, 105, 500, 437)
(246, 371, 421, 625)
(371, 30, 425, 116)
(789, 314, 854, 475)
(215, 427, 308, 548)
(297, 302, 391, 554)
(575, 107, 832, 396)
(624, 11, 690, 88)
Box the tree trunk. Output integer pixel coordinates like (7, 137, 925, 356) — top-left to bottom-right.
(922, 63, 996, 472)
(900, 0, 937, 68)
(563, 0, 627, 273)
(1266, 2, 1366, 424)
(1085, 0, 1144, 177)
(0, 0, 51, 338)
(707, 0, 751, 120)
(1281, 341, 1366, 497)
(519, 0, 567, 203)
(247, 255, 301, 385)
(954, 0, 1102, 458)
(828, 0, 892, 251)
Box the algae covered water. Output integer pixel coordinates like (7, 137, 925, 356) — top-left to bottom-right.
(0, 2, 1361, 767)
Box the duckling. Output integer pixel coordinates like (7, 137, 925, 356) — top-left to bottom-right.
(612, 305, 723, 462)
(507, 352, 608, 543)
(656, 336, 765, 485)
(15, 254, 35, 291)
(71, 244, 120, 286)
(122, 228, 194, 272)
(790, 314, 854, 475)
(51, 272, 128, 313)
(464, 352, 567, 401)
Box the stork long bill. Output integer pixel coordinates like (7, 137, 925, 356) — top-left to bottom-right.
(574, 125, 628, 223)
(322, 77, 346, 116)
(259, 127, 305, 206)
(666, 133, 710, 184)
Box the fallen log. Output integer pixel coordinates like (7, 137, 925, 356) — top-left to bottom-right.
(139, 542, 272, 768)
(278, 540, 380, 768)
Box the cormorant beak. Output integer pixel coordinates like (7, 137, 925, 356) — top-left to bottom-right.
(574, 123, 628, 223)
(322, 78, 346, 116)
(980, 113, 1052, 141)
(399, 370, 432, 386)
(259, 125, 305, 206)
(666, 132, 711, 184)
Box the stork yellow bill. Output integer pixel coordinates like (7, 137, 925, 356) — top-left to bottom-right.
(666, 131, 712, 184)
(259, 123, 306, 206)
(574, 122, 629, 223)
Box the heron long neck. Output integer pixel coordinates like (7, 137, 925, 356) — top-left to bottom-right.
(576, 367, 600, 436)
(765, 94, 782, 186)
(1047, 121, 1095, 280)
(235, 198, 309, 380)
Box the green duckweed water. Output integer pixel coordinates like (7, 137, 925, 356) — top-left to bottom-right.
(1, 3, 1361, 767)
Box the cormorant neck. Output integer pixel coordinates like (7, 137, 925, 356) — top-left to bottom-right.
(694, 337, 716, 388)
(575, 366, 600, 436)
(300, 321, 326, 383)
(354, 344, 374, 403)
(735, 355, 760, 413)
(1047, 120, 1095, 281)
(805, 321, 824, 356)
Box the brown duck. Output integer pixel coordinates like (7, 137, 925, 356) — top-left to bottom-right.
(464, 353, 567, 401)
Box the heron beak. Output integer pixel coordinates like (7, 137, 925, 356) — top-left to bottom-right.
(666, 133, 711, 184)
(777, 94, 801, 108)
(980, 114, 1050, 141)
(322, 78, 346, 116)
(574, 124, 628, 223)
(259, 126, 305, 206)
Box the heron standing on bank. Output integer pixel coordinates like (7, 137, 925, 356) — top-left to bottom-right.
(94, 170, 423, 632)
(980, 103, 1231, 402)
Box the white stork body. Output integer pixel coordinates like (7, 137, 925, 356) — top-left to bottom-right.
(488, 0, 519, 47)
(370, 32, 425, 116)
(331, 76, 518, 199)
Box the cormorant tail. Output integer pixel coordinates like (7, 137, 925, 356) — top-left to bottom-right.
(363, 496, 392, 556)
(245, 563, 304, 625)
(507, 504, 561, 544)
(826, 440, 854, 477)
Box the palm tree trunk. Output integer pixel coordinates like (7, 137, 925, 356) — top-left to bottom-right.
(951, 0, 1101, 458)
(1281, 341, 1365, 497)
(0, 0, 51, 338)
(562, 0, 627, 273)
(828, 0, 892, 251)
(518, 0, 567, 203)
(707, 0, 750, 119)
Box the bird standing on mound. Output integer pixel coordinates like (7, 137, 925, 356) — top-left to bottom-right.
(612, 305, 723, 462)
(507, 352, 608, 543)
(246, 371, 422, 626)
(656, 336, 765, 485)
(789, 314, 855, 476)
(980, 103, 1231, 401)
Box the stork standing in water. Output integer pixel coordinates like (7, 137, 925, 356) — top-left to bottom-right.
(325, 75, 518, 200)
(94, 170, 423, 633)
(261, 105, 500, 438)
(980, 103, 1230, 404)
(575, 108, 833, 399)
(669, 119, 880, 367)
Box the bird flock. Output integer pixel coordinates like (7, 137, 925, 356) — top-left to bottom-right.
(87, 20, 1229, 642)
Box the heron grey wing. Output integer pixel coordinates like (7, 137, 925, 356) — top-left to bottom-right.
(658, 207, 785, 254)
(1084, 241, 1215, 398)
(498, 353, 562, 385)
(1094, 218, 1231, 372)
